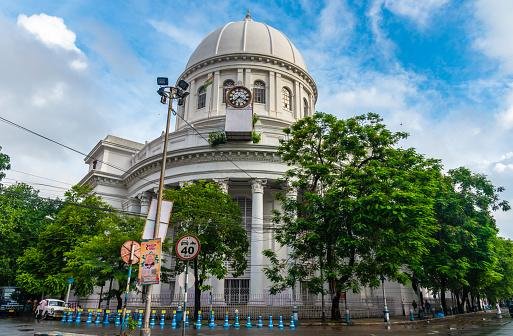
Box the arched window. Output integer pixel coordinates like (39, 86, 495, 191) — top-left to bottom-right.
(222, 79, 234, 103)
(282, 87, 292, 110)
(197, 86, 206, 109)
(253, 80, 266, 104)
(303, 98, 309, 116)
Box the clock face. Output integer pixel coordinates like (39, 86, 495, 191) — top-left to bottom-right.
(226, 86, 252, 108)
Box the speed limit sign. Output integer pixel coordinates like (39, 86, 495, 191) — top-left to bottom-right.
(175, 235, 201, 261)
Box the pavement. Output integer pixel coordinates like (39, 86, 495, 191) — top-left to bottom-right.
(1, 311, 512, 336)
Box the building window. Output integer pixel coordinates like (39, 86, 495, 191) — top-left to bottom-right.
(197, 86, 206, 109)
(222, 79, 235, 103)
(233, 196, 252, 232)
(253, 80, 266, 104)
(282, 87, 292, 110)
(300, 281, 315, 304)
(303, 98, 309, 116)
(224, 279, 249, 303)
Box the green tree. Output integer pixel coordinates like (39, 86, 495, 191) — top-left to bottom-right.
(16, 185, 115, 297)
(164, 181, 249, 319)
(0, 146, 10, 183)
(413, 167, 509, 313)
(0, 183, 59, 286)
(485, 237, 513, 302)
(65, 214, 144, 309)
(264, 112, 441, 320)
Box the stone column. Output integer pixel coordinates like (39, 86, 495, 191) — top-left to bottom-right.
(244, 68, 252, 88)
(212, 71, 220, 116)
(138, 192, 151, 215)
(269, 71, 276, 117)
(214, 178, 229, 193)
(250, 179, 266, 303)
(275, 73, 282, 117)
(127, 197, 141, 214)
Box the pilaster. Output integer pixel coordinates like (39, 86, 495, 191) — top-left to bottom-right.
(250, 179, 266, 302)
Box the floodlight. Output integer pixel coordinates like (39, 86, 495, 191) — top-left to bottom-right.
(177, 98, 184, 106)
(160, 96, 167, 104)
(157, 77, 169, 86)
(177, 79, 189, 91)
(157, 87, 166, 96)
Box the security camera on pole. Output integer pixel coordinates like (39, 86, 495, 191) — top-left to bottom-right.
(175, 234, 201, 336)
(139, 77, 190, 336)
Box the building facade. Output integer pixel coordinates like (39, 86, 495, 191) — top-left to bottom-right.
(80, 14, 420, 316)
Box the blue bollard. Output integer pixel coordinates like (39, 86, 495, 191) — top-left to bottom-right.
(185, 311, 190, 328)
(234, 312, 240, 329)
(268, 315, 274, 328)
(209, 310, 216, 328)
(290, 315, 296, 329)
(160, 310, 166, 327)
(195, 311, 202, 329)
(246, 316, 253, 328)
(75, 310, 82, 323)
(67, 310, 74, 322)
(103, 310, 110, 325)
(278, 315, 284, 329)
(171, 311, 177, 329)
(95, 310, 101, 324)
(137, 310, 143, 328)
(344, 309, 351, 324)
(115, 310, 121, 326)
(86, 310, 93, 324)
(409, 308, 415, 321)
(223, 313, 230, 328)
(257, 315, 263, 328)
(150, 310, 156, 327)
(61, 310, 67, 322)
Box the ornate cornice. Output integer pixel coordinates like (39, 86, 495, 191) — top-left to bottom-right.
(124, 148, 284, 187)
(178, 52, 318, 102)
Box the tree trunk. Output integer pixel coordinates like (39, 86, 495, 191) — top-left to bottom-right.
(115, 291, 122, 310)
(98, 285, 103, 309)
(331, 291, 341, 320)
(441, 288, 447, 315)
(193, 260, 201, 321)
(440, 279, 447, 314)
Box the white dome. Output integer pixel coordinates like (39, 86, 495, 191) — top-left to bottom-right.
(186, 15, 307, 71)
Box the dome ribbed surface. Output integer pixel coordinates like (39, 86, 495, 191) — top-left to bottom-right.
(186, 18, 307, 71)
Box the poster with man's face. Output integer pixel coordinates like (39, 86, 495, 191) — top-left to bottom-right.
(138, 239, 161, 285)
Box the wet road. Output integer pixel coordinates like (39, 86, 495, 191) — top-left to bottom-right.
(1, 315, 512, 335)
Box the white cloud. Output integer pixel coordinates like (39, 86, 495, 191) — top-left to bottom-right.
(17, 13, 81, 53)
(494, 163, 513, 173)
(474, 0, 513, 73)
(148, 20, 202, 50)
(317, 0, 354, 46)
(31, 82, 66, 107)
(383, 0, 448, 27)
(70, 59, 87, 71)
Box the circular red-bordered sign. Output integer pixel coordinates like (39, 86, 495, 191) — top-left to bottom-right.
(120, 240, 141, 265)
(175, 235, 201, 261)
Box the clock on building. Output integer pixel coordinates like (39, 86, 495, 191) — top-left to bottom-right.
(226, 86, 252, 108)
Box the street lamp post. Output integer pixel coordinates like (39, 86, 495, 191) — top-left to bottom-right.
(381, 275, 390, 325)
(140, 77, 189, 336)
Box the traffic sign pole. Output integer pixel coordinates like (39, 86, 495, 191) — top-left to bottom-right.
(120, 242, 135, 336)
(181, 261, 189, 336)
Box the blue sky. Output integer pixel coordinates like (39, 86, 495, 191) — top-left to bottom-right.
(1, 0, 513, 236)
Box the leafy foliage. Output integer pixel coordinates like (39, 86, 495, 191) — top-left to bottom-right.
(164, 181, 249, 318)
(264, 112, 441, 319)
(0, 146, 10, 183)
(0, 183, 59, 286)
(208, 131, 227, 147)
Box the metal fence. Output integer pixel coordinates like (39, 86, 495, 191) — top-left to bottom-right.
(72, 292, 401, 320)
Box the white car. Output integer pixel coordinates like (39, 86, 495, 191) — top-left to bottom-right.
(36, 299, 66, 319)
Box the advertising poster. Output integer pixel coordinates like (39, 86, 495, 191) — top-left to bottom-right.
(138, 239, 161, 285)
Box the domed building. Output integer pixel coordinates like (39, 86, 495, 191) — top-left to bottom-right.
(80, 13, 420, 316)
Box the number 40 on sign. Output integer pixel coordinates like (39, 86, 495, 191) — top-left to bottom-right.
(175, 235, 201, 261)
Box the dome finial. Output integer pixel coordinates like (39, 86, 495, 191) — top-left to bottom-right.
(244, 9, 252, 21)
